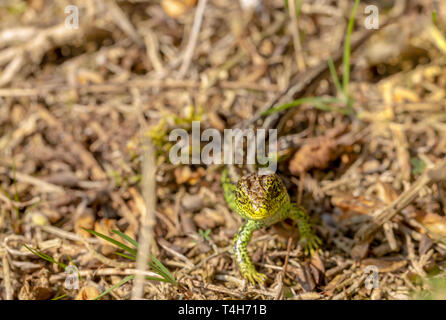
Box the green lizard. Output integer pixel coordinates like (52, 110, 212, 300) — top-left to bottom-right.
(222, 169, 321, 285)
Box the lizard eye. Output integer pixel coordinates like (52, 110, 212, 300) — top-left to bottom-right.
(236, 190, 247, 205)
(268, 183, 281, 199)
(266, 176, 283, 199)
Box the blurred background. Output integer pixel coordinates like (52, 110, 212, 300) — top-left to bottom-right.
(1, 0, 446, 300)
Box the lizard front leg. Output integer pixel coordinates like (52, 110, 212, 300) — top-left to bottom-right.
(288, 203, 321, 255)
(233, 220, 267, 285)
(221, 168, 238, 213)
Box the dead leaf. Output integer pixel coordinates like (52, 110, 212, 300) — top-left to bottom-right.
(94, 219, 120, 256)
(331, 195, 377, 220)
(332, 182, 398, 220)
(292, 262, 316, 292)
(75, 213, 95, 239)
(289, 125, 347, 175)
(419, 234, 434, 256)
(376, 182, 399, 203)
(18, 269, 52, 300)
(75, 286, 101, 300)
(360, 258, 407, 273)
(415, 211, 446, 239)
(289, 136, 338, 175)
(351, 235, 374, 260)
(309, 252, 325, 285)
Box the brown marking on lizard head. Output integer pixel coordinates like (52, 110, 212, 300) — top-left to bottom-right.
(235, 173, 289, 220)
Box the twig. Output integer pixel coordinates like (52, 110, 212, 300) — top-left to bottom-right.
(3, 235, 37, 257)
(106, 0, 143, 46)
(131, 135, 157, 299)
(158, 239, 194, 268)
(0, 79, 280, 98)
(190, 279, 244, 298)
(0, 23, 90, 87)
(273, 272, 284, 300)
(0, 193, 40, 210)
(282, 236, 293, 279)
(1, 250, 13, 300)
(49, 268, 163, 283)
(39, 225, 100, 244)
(355, 159, 446, 242)
(288, 0, 306, 72)
(7, 171, 65, 194)
(178, 0, 208, 77)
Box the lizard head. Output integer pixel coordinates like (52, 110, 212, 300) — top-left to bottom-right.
(235, 173, 289, 220)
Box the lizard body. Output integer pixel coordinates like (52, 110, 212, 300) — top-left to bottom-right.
(222, 169, 321, 284)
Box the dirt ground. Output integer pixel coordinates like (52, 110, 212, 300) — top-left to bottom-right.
(1, 0, 446, 300)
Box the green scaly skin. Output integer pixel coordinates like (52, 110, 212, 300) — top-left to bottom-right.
(222, 169, 321, 285)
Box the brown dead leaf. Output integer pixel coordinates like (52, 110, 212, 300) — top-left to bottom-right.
(74, 212, 95, 239)
(289, 125, 347, 175)
(94, 219, 120, 256)
(293, 262, 317, 292)
(332, 182, 398, 220)
(360, 258, 407, 273)
(331, 195, 377, 220)
(309, 252, 325, 285)
(351, 235, 374, 260)
(376, 182, 399, 203)
(289, 136, 338, 175)
(75, 286, 101, 300)
(415, 211, 446, 240)
(128, 187, 145, 218)
(419, 234, 434, 256)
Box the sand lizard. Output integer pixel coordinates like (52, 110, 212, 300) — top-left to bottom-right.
(222, 169, 321, 285)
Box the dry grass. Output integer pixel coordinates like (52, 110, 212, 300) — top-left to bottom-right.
(1, 0, 446, 300)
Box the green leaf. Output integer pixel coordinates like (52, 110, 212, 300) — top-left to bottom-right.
(112, 230, 139, 248)
(199, 229, 211, 241)
(94, 275, 135, 300)
(432, 11, 438, 27)
(23, 244, 67, 269)
(148, 255, 177, 284)
(52, 293, 69, 300)
(328, 58, 343, 95)
(145, 275, 172, 283)
(262, 96, 344, 115)
(410, 157, 426, 175)
(284, 0, 302, 18)
(82, 228, 137, 256)
(85, 228, 177, 285)
(342, 0, 360, 97)
(114, 252, 136, 261)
